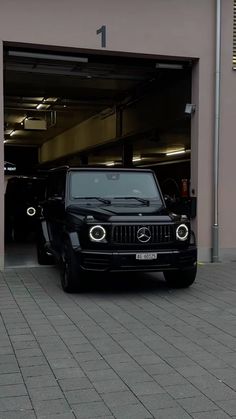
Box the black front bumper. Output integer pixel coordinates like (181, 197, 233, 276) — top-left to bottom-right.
(77, 246, 197, 272)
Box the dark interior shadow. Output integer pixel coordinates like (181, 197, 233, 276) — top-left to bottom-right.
(71, 271, 170, 296)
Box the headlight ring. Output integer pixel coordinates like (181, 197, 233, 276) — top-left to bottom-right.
(89, 225, 106, 242)
(26, 206, 36, 217)
(176, 224, 189, 241)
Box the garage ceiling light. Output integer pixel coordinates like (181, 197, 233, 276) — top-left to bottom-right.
(44, 97, 58, 103)
(36, 103, 44, 110)
(156, 63, 183, 70)
(166, 149, 186, 156)
(8, 51, 88, 63)
(9, 130, 16, 136)
(36, 98, 53, 110)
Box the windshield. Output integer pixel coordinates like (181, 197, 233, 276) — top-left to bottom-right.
(69, 171, 161, 201)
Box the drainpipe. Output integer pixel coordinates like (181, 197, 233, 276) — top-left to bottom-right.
(212, 0, 221, 262)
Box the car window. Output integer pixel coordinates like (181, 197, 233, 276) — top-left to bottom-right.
(70, 171, 161, 200)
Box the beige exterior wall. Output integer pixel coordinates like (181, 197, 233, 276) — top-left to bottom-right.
(0, 42, 4, 269)
(219, 1, 236, 260)
(0, 0, 234, 265)
(0, 0, 214, 56)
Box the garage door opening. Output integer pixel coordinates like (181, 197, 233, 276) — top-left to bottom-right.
(3, 44, 193, 267)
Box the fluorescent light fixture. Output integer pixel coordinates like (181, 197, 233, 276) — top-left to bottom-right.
(8, 51, 88, 63)
(166, 149, 186, 156)
(21, 117, 27, 125)
(106, 161, 115, 166)
(156, 63, 183, 70)
(36, 103, 44, 110)
(9, 130, 15, 136)
(132, 156, 142, 162)
(44, 97, 58, 103)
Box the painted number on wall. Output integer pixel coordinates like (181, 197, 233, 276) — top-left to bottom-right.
(96, 25, 106, 48)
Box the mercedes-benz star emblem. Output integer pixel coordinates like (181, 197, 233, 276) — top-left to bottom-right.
(137, 227, 151, 243)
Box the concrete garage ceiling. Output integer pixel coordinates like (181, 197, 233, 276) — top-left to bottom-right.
(4, 47, 192, 167)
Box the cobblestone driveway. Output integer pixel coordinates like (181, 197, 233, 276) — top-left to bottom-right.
(1, 264, 236, 418)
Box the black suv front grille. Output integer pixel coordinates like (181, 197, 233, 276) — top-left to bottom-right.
(112, 224, 174, 244)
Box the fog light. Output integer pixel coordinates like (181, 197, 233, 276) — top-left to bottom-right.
(26, 207, 36, 216)
(176, 224, 189, 241)
(89, 225, 106, 242)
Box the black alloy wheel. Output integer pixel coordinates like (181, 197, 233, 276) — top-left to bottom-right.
(61, 242, 80, 293)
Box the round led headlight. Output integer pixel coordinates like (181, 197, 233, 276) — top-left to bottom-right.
(89, 225, 106, 242)
(176, 224, 189, 241)
(26, 206, 36, 217)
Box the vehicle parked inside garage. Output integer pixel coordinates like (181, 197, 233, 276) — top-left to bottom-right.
(37, 166, 197, 292)
(5, 176, 46, 242)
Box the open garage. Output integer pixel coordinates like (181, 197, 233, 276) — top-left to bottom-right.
(1, 0, 235, 266)
(3, 45, 194, 267)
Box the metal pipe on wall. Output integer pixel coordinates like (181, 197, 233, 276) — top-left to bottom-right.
(212, 0, 221, 262)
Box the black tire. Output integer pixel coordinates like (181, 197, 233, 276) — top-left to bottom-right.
(164, 265, 197, 288)
(61, 242, 81, 293)
(36, 238, 54, 265)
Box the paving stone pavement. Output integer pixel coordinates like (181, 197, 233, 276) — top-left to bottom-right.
(1, 263, 236, 418)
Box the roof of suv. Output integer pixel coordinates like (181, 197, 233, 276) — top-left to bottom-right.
(49, 166, 153, 173)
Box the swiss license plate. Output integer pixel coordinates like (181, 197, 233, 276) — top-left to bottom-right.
(136, 253, 157, 260)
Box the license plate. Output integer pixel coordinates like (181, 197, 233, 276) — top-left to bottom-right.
(136, 253, 157, 260)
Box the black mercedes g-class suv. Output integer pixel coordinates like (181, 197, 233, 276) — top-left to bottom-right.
(37, 167, 197, 292)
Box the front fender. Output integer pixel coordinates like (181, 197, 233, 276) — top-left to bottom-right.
(69, 231, 81, 250)
(64, 231, 81, 251)
(37, 219, 49, 244)
(41, 220, 50, 243)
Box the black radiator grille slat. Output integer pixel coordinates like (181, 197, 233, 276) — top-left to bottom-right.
(112, 224, 174, 244)
(159, 225, 163, 242)
(151, 225, 155, 238)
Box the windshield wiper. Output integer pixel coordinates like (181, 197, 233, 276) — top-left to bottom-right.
(113, 197, 149, 205)
(73, 196, 111, 204)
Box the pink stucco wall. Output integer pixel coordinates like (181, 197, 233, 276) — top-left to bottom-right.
(0, 0, 233, 264)
(0, 42, 4, 268)
(1, 0, 215, 56)
(218, 1, 236, 259)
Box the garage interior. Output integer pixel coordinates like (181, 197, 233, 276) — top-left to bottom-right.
(3, 45, 193, 267)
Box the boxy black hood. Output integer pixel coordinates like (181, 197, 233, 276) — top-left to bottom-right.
(66, 202, 181, 222)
